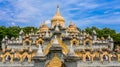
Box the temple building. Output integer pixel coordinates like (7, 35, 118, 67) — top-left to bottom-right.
(0, 6, 120, 67)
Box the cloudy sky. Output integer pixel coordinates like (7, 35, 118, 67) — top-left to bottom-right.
(0, 0, 120, 32)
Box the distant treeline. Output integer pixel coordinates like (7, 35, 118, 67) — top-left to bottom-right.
(0, 26, 120, 49)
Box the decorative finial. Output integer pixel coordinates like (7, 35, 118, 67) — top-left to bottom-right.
(5, 36, 8, 39)
(31, 28, 33, 32)
(56, 5, 60, 16)
(92, 30, 96, 34)
(57, 5, 59, 8)
(2, 38, 5, 41)
(70, 21, 73, 25)
(19, 29, 24, 34)
(43, 20, 46, 25)
(108, 35, 111, 39)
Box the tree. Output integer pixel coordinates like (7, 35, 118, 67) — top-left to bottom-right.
(7, 26, 21, 38)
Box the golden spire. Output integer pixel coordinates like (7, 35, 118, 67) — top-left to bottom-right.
(39, 20, 49, 32)
(39, 21, 46, 28)
(51, 5, 64, 22)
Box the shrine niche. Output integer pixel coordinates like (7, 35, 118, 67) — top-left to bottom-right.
(82, 52, 95, 62)
(85, 55, 91, 61)
(22, 52, 32, 63)
(23, 38, 32, 46)
(35, 38, 44, 47)
(83, 37, 92, 46)
(100, 52, 112, 62)
(70, 38, 79, 46)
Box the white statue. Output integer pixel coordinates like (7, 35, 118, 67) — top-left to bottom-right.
(53, 35, 59, 44)
(36, 44, 44, 56)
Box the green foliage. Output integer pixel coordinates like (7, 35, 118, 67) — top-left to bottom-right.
(0, 26, 38, 49)
(113, 33, 120, 45)
(6, 26, 21, 38)
(0, 26, 7, 41)
(84, 26, 120, 47)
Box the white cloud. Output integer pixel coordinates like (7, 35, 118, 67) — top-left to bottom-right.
(46, 20, 51, 25)
(11, 22, 16, 26)
(0, 0, 120, 32)
(77, 2, 99, 9)
(114, 12, 120, 15)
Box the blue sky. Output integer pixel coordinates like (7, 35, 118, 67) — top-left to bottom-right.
(0, 0, 120, 32)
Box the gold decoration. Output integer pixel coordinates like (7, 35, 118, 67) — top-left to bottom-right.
(16, 51, 23, 63)
(44, 36, 68, 55)
(118, 54, 120, 62)
(94, 51, 99, 57)
(67, 21, 77, 32)
(46, 53, 63, 67)
(22, 52, 32, 63)
(75, 51, 82, 57)
(44, 40, 53, 55)
(57, 37, 69, 55)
